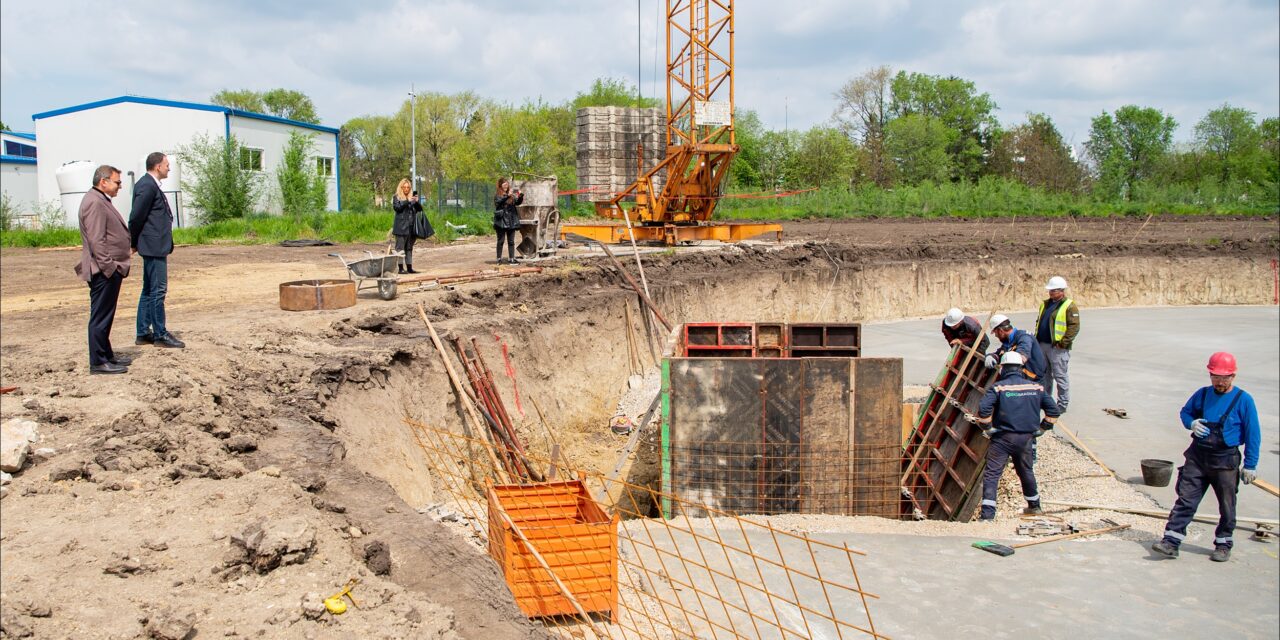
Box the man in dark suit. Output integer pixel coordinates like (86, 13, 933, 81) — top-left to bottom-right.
(129, 151, 184, 349)
(75, 165, 132, 374)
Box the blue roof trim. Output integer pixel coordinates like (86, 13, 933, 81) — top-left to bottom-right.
(0, 154, 37, 165)
(2, 131, 36, 140)
(31, 95, 338, 134)
(225, 109, 339, 135)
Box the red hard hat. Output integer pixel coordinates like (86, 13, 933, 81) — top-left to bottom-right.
(1207, 352, 1237, 376)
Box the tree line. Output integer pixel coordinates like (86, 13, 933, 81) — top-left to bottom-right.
(204, 74, 1277, 216)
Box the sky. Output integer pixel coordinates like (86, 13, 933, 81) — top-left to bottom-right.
(2, 0, 1277, 149)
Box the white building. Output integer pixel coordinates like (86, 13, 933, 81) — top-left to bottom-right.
(1, 130, 39, 224)
(31, 96, 341, 226)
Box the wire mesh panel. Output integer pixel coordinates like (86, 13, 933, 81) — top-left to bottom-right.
(402, 418, 890, 640)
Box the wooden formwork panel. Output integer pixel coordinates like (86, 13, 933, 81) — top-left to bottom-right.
(902, 345, 996, 521)
(665, 357, 903, 518)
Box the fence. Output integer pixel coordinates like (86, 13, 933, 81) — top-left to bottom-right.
(433, 179, 578, 214)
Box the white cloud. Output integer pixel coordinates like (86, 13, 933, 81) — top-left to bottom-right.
(0, 0, 1275, 147)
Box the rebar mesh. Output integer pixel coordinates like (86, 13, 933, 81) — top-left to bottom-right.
(403, 418, 889, 640)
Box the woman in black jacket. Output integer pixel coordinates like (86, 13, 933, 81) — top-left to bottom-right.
(493, 177, 524, 264)
(392, 178, 422, 274)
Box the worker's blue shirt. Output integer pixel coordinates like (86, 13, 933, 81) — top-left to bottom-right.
(979, 369, 1061, 433)
(995, 329, 1048, 380)
(1180, 386, 1262, 470)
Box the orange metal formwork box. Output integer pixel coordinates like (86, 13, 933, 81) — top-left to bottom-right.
(486, 479, 619, 622)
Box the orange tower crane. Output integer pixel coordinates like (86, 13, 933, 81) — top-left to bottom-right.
(560, 0, 782, 245)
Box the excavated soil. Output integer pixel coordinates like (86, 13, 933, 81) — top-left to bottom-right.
(0, 215, 1276, 638)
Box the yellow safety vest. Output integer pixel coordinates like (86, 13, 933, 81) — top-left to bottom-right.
(1037, 298, 1074, 343)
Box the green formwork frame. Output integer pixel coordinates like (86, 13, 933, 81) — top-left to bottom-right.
(660, 358, 672, 519)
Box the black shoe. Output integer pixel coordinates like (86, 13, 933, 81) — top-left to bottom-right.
(405, 267, 418, 274)
(1022, 503, 1043, 515)
(509, 256, 521, 264)
(109, 355, 133, 366)
(497, 258, 508, 265)
(1210, 546, 1231, 562)
(1151, 540, 1179, 558)
(136, 334, 155, 345)
(397, 266, 405, 274)
(90, 362, 128, 375)
(154, 334, 185, 349)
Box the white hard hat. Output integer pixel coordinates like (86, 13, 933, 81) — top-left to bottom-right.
(1000, 351, 1026, 366)
(944, 308, 964, 327)
(1045, 276, 1068, 290)
(989, 314, 1011, 333)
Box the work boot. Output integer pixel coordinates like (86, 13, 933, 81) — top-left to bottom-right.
(1022, 502, 1043, 516)
(1210, 546, 1231, 562)
(979, 506, 996, 521)
(1151, 540, 1179, 558)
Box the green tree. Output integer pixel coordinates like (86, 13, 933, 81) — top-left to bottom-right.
(989, 113, 1084, 193)
(884, 114, 953, 184)
(1260, 117, 1280, 184)
(756, 130, 796, 190)
(211, 88, 319, 123)
(0, 120, 9, 132)
(1194, 104, 1264, 184)
(889, 72, 998, 181)
(277, 131, 329, 219)
(340, 115, 399, 206)
(572, 78, 660, 110)
(211, 89, 266, 113)
(1085, 105, 1176, 199)
(180, 133, 261, 222)
(261, 89, 320, 123)
(788, 126, 857, 188)
(833, 65, 893, 186)
(730, 109, 766, 188)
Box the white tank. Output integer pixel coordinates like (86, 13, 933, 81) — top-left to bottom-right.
(55, 160, 97, 228)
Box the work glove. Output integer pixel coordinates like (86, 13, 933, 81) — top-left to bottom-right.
(984, 355, 997, 369)
(1241, 469, 1256, 485)
(1190, 419, 1210, 438)
(982, 427, 998, 439)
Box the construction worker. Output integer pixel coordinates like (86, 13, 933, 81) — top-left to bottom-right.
(1034, 276, 1080, 413)
(976, 351, 1061, 520)
(984, 314, 1048, 381)
(1152, 352, 1262, 562)
(941, 308, 989, 354)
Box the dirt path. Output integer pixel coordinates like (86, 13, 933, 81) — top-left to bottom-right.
(0, 215, 1275, 638)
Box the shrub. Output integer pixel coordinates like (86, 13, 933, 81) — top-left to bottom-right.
(180, 132, 262, 222)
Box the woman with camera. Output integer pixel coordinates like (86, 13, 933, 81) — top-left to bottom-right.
(392, 178, 422, 274)
(493, 177, 524, 264)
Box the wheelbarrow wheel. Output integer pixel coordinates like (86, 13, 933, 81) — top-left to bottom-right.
(377, 278, 398, 301)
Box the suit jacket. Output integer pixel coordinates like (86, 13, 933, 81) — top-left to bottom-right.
(75, 188, 132, 282)
(128, 173, 174, 257)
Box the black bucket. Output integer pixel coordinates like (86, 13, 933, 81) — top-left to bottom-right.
(1140, 459, 1174, 487)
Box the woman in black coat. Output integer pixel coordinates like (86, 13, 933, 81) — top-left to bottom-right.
(392, 178, 422, 274)
(493, 177, 524, 264)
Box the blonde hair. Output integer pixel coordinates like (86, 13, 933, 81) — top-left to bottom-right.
(396, 179, 412, 198)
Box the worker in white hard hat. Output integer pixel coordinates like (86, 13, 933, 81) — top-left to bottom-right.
(985, 313, 1048, 381)
(940, 308, 989, 354)
(1034, 276, 1080, 413)
(975, 351, 1061, 520)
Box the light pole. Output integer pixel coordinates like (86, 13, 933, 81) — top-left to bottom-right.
(409, 84, 418, 198)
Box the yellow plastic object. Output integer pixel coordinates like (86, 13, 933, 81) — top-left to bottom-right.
(324, 597, 347, 615)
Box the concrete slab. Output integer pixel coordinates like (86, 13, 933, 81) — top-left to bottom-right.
(863, 306, 1280, 522)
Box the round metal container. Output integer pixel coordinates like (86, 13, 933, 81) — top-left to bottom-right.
(279, 279, 357, 311)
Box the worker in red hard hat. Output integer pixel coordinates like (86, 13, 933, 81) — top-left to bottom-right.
(1152, 352, 1262, 563)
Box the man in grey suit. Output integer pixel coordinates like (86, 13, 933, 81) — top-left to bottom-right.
(129, 151, 184, 349)
(75, 165, 132, 374)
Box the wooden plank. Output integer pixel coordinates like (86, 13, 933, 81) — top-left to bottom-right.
(800, 359, 852, 514)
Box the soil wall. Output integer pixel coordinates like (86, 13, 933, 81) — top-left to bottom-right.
(325, 254, 1274, 509)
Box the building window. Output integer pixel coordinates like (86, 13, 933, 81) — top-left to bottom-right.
(3, 141, 36, 158)
(316, 157, 334, 177)
(240, 147, 263, 171)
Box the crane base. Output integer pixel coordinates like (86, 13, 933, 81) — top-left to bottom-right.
(560, 222, 782, 246)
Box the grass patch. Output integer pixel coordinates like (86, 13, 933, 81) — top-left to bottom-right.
(0, 209, 496, 249)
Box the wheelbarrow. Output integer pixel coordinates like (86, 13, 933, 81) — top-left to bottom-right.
(330, 251, 402, 300)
